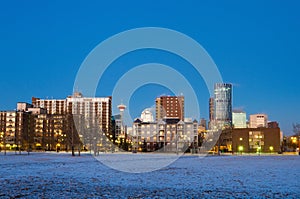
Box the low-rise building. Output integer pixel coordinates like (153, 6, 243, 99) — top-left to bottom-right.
(218, 127, 281, 153)
(132, 118, 198, 153)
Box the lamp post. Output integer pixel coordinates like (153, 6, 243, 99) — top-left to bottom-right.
(298, 136, 300, 155)
(176, 131, 178, 155)
(238, 145, 243, 155)
(269, 146, 274, 154)
(257, 143, 261, 156)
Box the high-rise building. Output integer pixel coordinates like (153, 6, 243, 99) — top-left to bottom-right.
(31, 92, 112, 150)
(32, 92, 112, 135)
(214, 83, 232, 127)
(208, 98, 214, 129)
(141, 108, 154, 122)
(17, 102, 33, 112)
(32, 97, 66, 114)
(249, 114, 268, 128)
(112, 114, 121, 139)
(117, 103, 126, 136)
(199, 118, 207, 129)
(33, 113, 70, 151)
(0, 111, 6, 140)
(209, 97, 214, 122)
(5, 111, 17, 145)
(155, 96, 184, 121)
(0, 110, 33, 151)
(232, 110, 247, 128)
(66, 92, 112, 134)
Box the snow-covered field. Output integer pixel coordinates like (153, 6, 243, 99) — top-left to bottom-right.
(0, 152, 299, 198)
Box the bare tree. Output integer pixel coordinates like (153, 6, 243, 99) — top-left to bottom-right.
(293, 123, 300, 136)
(293, 123, 300, 155)
(66, 114, 82, 156)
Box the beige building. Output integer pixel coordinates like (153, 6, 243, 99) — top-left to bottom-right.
(17, 102, 33, 112)
(66, 92, 112, 135)
(0, 110, 32, 151)
(4, 111, 17, 146)
(0, 108, 82, 152)
(249, 114, 268, 128)
(132, 118, 198, 153)
(0, 92, 112, 152)
(32, 97, 66, 115)
(32, 92, 112, 137)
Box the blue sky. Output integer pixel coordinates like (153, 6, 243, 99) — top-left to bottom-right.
(0, 0, 299, 135)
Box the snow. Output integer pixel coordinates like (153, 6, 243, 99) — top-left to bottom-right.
(0, 152, 299, 198)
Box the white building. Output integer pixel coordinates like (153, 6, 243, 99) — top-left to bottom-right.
(32, 92, 112, 146)
(132, 119, 198, 153)
(249, 114, 268, 128)
(140, 108, 154, 122)
(66, 92, 112, 134)
(32, 97, 66, 115)
(232, 111, 247, 128)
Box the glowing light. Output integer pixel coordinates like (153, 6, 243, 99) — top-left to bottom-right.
(257, 146, 261, 153)
(291, 137, 297, 143)
(238, 146, 243, 152)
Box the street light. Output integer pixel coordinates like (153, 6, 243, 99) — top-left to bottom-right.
(298, 136, 300, 155)
(257, 146, 261, 156)
(269, 146, 274, 154)
(238, 145, 243, 155)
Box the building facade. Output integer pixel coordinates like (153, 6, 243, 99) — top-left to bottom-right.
(0, 108, 82, 152)
(232, 111, 247, 128)
(0, 110, 33, 151)
(141, 108, 154, 122)
(112, 114, 121, 141)
(209, 97, 214, 122)
(218, 127, 281, 153)
(32, 97, 66, 115)
(232, 128, 281, 153)
(214, 83, 232, 127)
(0, 92, 112, 152)
(268, 121, 279, 128)
(66, 92, 112, 135)
(155, 96, 184, 121)
(132, 118, 198, 153)
(249, 114, 268, 128)
(32, 92, 112, 148)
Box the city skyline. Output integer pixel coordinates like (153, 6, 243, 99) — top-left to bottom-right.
(1, 1, 300, 135)
(0, 90, 282, 128)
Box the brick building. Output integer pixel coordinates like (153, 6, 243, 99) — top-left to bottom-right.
(155, 96, 184, 121)
(218, 127, 281, 153)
